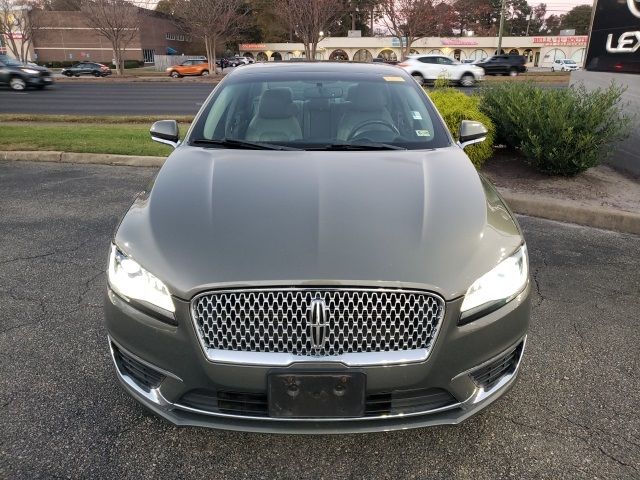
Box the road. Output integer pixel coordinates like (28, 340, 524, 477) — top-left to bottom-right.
(1, 160, 639, 479)
(0, 82, 215, 116)
(0, 80, 564, 116)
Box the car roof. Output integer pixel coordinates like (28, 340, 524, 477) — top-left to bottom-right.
(226, 61, 407, 77)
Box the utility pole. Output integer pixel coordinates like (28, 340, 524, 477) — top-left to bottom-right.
(497, 0, 506, 54)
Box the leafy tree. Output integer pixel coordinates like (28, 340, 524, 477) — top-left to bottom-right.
(561, 4, 591, 35)
(155, 0, 179, 16)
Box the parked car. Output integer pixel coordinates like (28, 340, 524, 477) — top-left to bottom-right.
(475, 55, 527, 76)
(166, 59, 211, 77)
(0, 55, 54, 91)
(398, 54, 485, 87)
(61, 61, 112, 77)
(105, 62, 530, 433)
(551, 59, 580, 72)
(222, 56, 251, 67)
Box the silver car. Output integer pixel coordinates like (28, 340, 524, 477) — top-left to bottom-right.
(105, 62, 530, 433)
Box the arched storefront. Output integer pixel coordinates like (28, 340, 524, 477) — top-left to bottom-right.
(428, 49, 444, 55)
(508, 48, 519, 55)
(409, 48, 420, 55)
(377, 49, 397, 62)
(571, 48, 586, 65)
(523, 48, 533, 63)
(469, 49, 488, 61)
(353, 49, 372, 62)
(329, 49, 349, 61)
(243, 52, 254, 59)
(256, 52, 268, 62)
(271, 52, 282, 61)
(453, 49, 465, 61)
(494, 48, 506, 55)
(283, 51, 295, 60)
(544, 48, 566, 64)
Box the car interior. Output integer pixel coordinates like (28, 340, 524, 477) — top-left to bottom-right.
(198, 77, 441, 148)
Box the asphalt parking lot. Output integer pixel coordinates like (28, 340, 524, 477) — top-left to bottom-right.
(1, 160, 638, 479)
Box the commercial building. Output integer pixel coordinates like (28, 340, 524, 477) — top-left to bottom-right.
(240, 35, 589, 67)
(3, 9, 190, 64)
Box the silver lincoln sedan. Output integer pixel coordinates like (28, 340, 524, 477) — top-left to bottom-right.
(105, 62, 530, 433)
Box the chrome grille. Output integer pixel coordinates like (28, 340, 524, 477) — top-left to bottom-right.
(191, 288, 445, 357)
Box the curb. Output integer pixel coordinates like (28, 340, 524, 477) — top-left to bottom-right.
(1, 150, 638, 236)
(501, 192, 640, 236)
(0, 150, 165, 168)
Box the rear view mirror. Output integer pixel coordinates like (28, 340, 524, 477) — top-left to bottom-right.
(150, 120, 180, 148)
(458, 120, 488, 149)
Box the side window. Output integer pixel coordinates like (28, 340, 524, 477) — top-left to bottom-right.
(418, 57, 434, 64)
(437, 57, 453, 65)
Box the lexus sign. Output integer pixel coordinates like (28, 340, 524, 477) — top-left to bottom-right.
(585, 0, 640, 73)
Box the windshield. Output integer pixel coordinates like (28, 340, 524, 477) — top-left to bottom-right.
(188, 70, 451, 150)
(0, 55, 24, 67)
(563, 60, 576, 64)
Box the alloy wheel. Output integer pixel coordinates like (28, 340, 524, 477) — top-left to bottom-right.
(460, 74, 475, 87)
(9, 77, 26, 91)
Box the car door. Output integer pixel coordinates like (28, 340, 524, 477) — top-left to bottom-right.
(0, 58, 8, 84)
(436, 56, 458, 80)
(416, 56, 438, 80)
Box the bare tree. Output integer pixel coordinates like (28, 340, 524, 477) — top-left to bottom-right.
(0, 0, 42, 63)
(81, 0, 140, 75)
(177, 0, 249, 74)
(380, 0, 452, 60)
(277, 0, 346, 60)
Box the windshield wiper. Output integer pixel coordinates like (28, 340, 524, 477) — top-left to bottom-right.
(306, 142, 407, 151)
(191, 138, 301, 151)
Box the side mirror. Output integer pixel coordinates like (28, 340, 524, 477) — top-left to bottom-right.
(458, 120, 488, 149)
(150, 120, 180, 148)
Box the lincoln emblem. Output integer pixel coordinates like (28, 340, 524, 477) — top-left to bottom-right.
(308, 298, 330, 352)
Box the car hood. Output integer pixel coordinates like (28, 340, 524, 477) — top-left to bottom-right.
(115, 146, 522, 300)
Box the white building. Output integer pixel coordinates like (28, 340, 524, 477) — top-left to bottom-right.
(240, 35, 588, 67)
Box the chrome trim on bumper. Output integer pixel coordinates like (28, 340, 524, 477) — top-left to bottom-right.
(107, 336, 526, 427)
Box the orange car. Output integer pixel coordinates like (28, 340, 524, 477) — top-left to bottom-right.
(166, 59, 211, 78)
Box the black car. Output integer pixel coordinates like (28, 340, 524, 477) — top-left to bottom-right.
(0, 55, 54, 91)
(61, 61, 112, 77)
(476, 55, 527, 76)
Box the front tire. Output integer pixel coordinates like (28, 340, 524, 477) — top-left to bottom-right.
(9, 77, 27, 91)
(459, 73, 475, 87)
(509, 68, 518, 77)
(411, 72, 425, 86)
(201, 70, 209, 76)
(169, 71, 181, 78)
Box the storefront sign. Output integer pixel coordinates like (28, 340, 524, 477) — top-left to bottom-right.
(532, 36, 587, 46)
(441, 38, 478, 46)
(585, 0, 640, 73)
(239, 43, 267, 51)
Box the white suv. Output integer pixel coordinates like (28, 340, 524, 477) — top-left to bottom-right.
(399, 55, 485, 87)
(551, 59, 579, 71)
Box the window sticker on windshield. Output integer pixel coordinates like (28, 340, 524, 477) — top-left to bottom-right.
(383, 76, 405, 82)
(415, 130, 431, 137)
(411, 111, 422, 120)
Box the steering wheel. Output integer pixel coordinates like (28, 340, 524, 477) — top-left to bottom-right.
(346, 119, 400, 141)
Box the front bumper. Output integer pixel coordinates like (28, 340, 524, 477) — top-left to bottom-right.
(105, 284, 530, 433)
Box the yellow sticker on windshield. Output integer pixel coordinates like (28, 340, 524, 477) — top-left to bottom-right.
(416, 130, 431, 137)
(383, 76, 405, 82)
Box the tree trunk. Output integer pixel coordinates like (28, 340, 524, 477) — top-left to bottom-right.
(351, 12, 355, 31)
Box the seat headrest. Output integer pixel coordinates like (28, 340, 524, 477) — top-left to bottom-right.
(347, 84, 387, 111)
(258, 88, 296, 119)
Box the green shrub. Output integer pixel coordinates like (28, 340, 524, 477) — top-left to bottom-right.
(481, 82, 632, 175)
(428, 87, 495, 168)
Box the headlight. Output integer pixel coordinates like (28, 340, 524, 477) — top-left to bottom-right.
(107, 244, 175, 313)
(460, 245, 528, 317)
(21, 68, 39, 74)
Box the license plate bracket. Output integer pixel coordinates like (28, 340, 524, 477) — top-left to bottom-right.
(268, 372, 366, 418)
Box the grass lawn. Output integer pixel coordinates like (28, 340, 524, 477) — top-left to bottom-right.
(0, 123, 189, 157)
